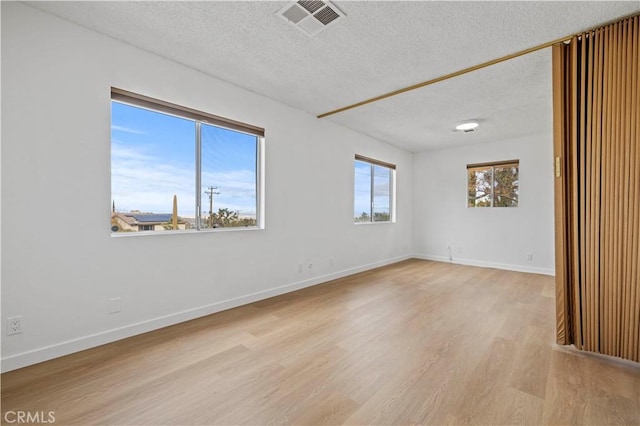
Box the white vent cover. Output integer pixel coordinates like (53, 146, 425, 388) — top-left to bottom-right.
(277, 1, 345, 36)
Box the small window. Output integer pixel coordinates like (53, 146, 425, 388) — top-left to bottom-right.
(354, 155, 395, 223)
(111, 88, 264, 233)
(467, 160, 519, 207)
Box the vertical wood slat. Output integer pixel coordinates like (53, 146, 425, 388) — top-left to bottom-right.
(604, 20, 618, 355)
(599, 25, 610, 356)
(579, 32, 588, 350)
(633, 15, 640, 362)
(565, 45, 576, 346)
(630, 15, 637, 361)
(600, 27, 607, 355)
(597, 25, 606, 355)
(553, 44, 569, 345)
(570, 36, 583, 350)
(620, 18, 631, 360)
(584, 30, 597, 351)
(606, 21, 617, 357)
(554, 14, 640, 363)
(607, 20, 617, 357)
(604, 23, 614, 356)
(588, 32, 598, 353)
(628, 16, 640, 361)
(613, 20, 624, 358)
(620, 18, 628, 358)
(620, 17, 631, 358)
(615, 18, 624, 358)
(633, 16, 640, 361)
(592, 28, 603, 355)
(616, 19, 627, 356)
(629, 15, 638, 361)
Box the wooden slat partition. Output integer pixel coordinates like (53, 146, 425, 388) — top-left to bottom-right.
(632, 15, 638, 362)
(553, 15, 640, 363)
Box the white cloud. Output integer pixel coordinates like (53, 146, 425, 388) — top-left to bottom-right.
(112, 144, 257, 217)
(112, 142, 195, 215)
(111, 125, 146, 135)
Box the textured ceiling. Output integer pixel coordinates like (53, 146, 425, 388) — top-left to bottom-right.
(27, 1, 640, 152)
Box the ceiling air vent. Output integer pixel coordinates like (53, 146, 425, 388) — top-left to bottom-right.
(277, 1, 345, 37)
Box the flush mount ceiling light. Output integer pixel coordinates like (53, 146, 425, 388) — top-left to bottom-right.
(454, 121, 479, 133)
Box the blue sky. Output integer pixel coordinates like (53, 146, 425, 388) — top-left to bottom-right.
(354, 161, 372, 217)
(111, 102, 257, 218)
(354, 160, 391, 218)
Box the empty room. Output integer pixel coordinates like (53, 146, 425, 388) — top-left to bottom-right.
(1, 1, 639, 425)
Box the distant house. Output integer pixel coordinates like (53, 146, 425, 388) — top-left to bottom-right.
(111, 212, 188, 232)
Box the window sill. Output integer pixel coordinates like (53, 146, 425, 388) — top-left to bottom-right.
(110, 226, 263, 237)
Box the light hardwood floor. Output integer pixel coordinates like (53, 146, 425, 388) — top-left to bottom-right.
(2, 260, 639, 425)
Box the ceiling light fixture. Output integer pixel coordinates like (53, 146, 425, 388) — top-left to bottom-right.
(455, 121, 479, 132)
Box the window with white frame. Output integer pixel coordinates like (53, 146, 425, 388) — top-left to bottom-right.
(467, 160, 519, 207)
(354, 155, 395, 223)
(110, 88, 263, 233)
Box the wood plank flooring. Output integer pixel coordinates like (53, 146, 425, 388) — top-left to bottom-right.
(2, 259, 639, 425)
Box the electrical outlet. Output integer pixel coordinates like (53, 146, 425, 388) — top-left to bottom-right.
(7, 316, 22, 335)
(527, 253, 533, 261)
(329, 257, 334, 267)
(109, 297, 122, 314)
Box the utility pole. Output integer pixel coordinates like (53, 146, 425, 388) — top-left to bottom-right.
(204, 186, 220, 228)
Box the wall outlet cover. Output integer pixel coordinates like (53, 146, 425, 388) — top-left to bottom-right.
(7, 316, 22, 335)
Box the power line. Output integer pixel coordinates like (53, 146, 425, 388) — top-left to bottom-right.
(204, 186, 220, 227)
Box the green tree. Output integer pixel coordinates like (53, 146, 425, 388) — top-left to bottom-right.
(238, 217, 257, 227)
(468, 168, 492, 207)
(355, 211, 370, 222)
(493, 165, 519, 207)
(373, 212, 390, 221)
(208, 208, 257, 228)
(162, 217, 186, 230)
(212, 208, 239, 227)
(467, 165, 518, 207)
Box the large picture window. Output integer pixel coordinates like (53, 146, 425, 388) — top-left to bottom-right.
(354, 155, 395, 223)
(467, 160, 519, 207)
(110, 88, 264, 233)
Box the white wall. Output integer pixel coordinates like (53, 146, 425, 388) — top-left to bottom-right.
(0, 3, 413, 371)
(413, 134, 555, 275)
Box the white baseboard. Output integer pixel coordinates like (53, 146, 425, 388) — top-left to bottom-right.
(413, 253, 555, 276)
(1, 254, 411, 373)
